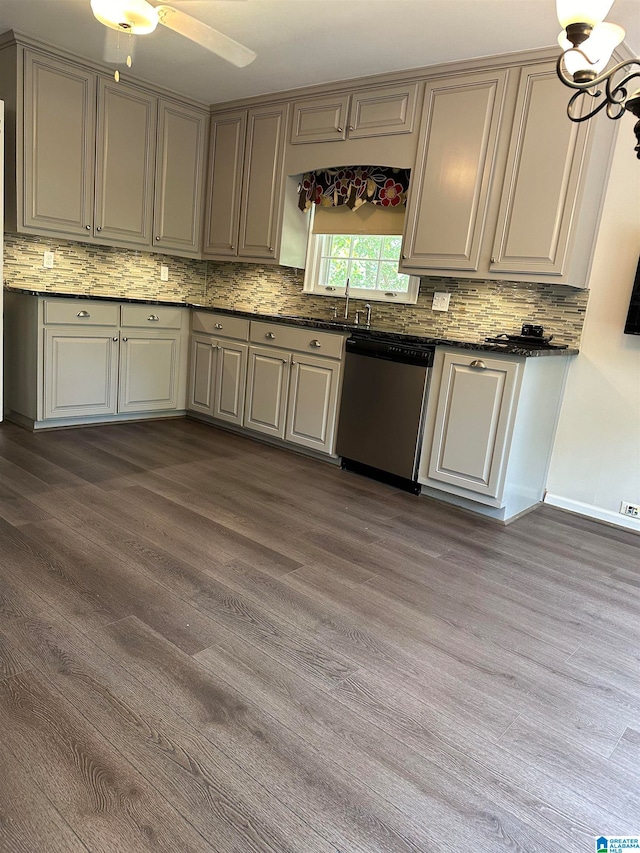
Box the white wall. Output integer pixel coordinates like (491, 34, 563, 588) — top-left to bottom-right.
(545, 115, 640, 531)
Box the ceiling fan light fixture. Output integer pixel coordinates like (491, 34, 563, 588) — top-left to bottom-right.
(90, 0, 159, 35)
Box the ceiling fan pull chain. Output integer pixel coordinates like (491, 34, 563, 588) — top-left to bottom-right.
(127, 28, 133, 68)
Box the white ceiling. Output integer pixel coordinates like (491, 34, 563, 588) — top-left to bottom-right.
(1, 0, 639, 105)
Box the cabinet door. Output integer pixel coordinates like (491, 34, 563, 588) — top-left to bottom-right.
(153, 100, 208, 255)
(490, 62, 590, 276)
(202, 111, 246, 258)
(290, 95, 350, 143)
(23, 51, 96, 237)
(285, 354, 341, 454)
(244, 345, 290, 438)
(348, 83, 418, 139)
(427, 352, 520, 500)
(402, 69, 507, 272)
(213, 340, 248, 426)
(187, 334, 217, 415)
(238, 104, 287, 260)
(119, 333, 181, 412)
(44, 328, 118, 419)
(95, 77, 157, 246)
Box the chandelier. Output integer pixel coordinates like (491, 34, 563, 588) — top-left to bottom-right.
(556, 0, 640, 157)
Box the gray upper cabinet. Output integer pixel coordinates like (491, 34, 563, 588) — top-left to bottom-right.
(202, 110, 246, 258)
(489, 61, 590, 277)
(94, 77, 157, 247)
(290, 83, 417, 144)
(153, 99, 208, 256)
(238, 103, 288, 261)
(22, 50, 96, 238)
(402, 69, 508, 272)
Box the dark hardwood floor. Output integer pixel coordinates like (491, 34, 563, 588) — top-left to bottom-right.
(0, 417, 638, 852)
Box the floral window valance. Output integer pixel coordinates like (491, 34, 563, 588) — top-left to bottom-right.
(298, 166, 410, 212)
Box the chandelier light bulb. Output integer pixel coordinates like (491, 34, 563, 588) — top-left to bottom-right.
(556, 0, 614, 28)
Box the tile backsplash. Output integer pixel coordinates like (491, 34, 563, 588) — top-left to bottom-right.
(4, 233, 588, 346)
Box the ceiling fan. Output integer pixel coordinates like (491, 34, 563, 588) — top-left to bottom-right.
(90, 0, 256, 68)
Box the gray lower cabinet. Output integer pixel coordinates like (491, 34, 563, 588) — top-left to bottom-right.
(4, 293, 188, 428)
(244, 345, 291, 439)
(188, 314, 344, 456)
(188, 332, 248, 425)
(44, 327, 119, 419)
(419, 348, 570, 521)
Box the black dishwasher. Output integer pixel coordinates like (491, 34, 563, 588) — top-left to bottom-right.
(336, 335, 435, 492)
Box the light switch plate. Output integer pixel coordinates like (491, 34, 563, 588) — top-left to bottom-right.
(43, 251, 55, 269)
(432, 292, 451, 312)
(160, 264, 169, 282)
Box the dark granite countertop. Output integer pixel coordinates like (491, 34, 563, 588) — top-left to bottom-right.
(4, 286, 579, 357)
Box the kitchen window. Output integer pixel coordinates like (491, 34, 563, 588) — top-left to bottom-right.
(303, 232, 420, 304)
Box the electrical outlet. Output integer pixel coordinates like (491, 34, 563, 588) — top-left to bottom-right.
(43, 251, 55, 269)
(620, 501, 640, 518)
(432, 292, 451, 312)
(160, 264, 169, 282)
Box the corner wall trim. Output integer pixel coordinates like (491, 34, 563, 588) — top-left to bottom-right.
(544, 492, 640, 533)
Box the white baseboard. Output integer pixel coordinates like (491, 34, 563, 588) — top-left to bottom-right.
(544, 493, 640, 533)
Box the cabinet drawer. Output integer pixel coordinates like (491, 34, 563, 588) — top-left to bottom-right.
(121, 304, 185, 329)
(43, 299, 119, 327)
(192, 311, 250, 340)
(250, 321, 344, 359)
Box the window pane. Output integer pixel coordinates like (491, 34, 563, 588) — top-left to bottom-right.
(327, 235, 352, 258)
(381, 236, 402, 259)
(378, 262, 410, 292)
(352, 235, 382, 260)
(350, 259, 378, 289)
(326, 258, 349, 287)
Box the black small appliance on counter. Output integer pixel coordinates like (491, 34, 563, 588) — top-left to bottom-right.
(485, 323, 568, 349)
(624, 257, 640, 336)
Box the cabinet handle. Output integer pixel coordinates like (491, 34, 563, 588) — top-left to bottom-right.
(112, 336, 118, 341)
(470, 359, 486, 369)
(337, 126, 343, 132)
(214, 323, 223, 329)
(122, 337, 128, 342)
(266, 332, 276, 339)
(310, 339, 321, 348)
(76, 310, 91, 318)
(147, 314, 159, 321)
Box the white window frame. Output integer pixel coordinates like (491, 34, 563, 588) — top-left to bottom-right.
(303, 231, 420, 305)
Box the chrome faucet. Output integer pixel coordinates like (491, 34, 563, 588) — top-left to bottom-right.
(364, 303, 372, 328)
(344, 277, 350, 320)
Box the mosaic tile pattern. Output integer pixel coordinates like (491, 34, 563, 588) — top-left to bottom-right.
(204, 263, 588, 346)
(4, 233, 588, 346)
(3, 233, 207, 303)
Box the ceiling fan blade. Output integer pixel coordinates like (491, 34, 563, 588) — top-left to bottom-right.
(155, 5, 256, 67)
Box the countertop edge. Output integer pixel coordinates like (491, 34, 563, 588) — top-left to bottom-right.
(3, 287, 579, 357)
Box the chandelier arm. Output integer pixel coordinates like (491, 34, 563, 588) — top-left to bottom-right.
(566, 88, 612, 122)
(557, 53, 640, 92)
(605, 70, 640, 103)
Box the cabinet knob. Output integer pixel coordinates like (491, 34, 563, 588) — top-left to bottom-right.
(122, 337, 128, 342)
(266, 332, 276, 339)
(310, 339, 321, 348)
(212, 343, 219, 349)
(76, 310, 91, 318)
(96, 226, 102, 232)
(348, 125, 354, 131)
(112, 336, 118, 341)
(214, 323, 223, 329)
(85, 225, 91, 230)
(268, 247, 274, 252)
(147, 314, 159, 322)
(337, 126, 343, 133)
(230, 244, 235, 250)
(470, 359, 486, 369)
(490, 257, 496, 264)
(155, 236, 160, 241)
